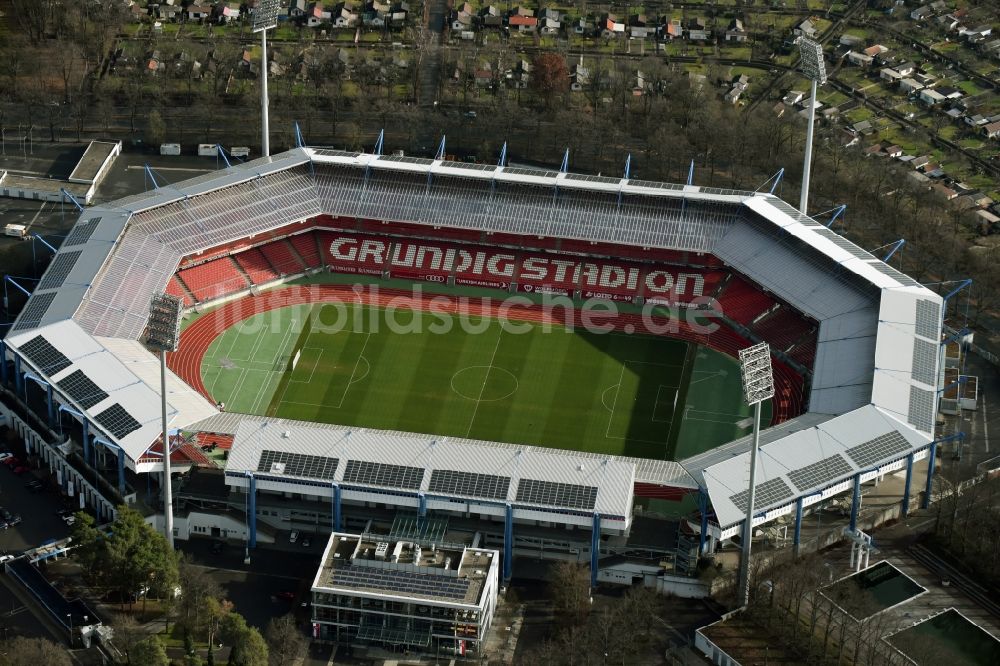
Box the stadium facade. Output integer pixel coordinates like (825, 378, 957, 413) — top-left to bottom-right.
(0, 148, 945, 590)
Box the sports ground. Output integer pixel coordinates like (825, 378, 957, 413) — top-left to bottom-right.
(189, 280, 768, 462)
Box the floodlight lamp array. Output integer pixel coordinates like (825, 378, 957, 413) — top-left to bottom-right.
(799, 38, 827, 85)
(252, 0, 281, 32)
(739, 342, 774, 405)
(147, 293, 183, 352)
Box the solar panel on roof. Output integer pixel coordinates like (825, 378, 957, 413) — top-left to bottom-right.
(257, 450, 339, 481)
(515, 478, 598, 510)
(908, 386, 935, 432)
(329, 565, 470, 601)
(342, 460, 424, 489)
(57, 369, 109, 410)
(312, 149, 362, 158)
(439, 161, 496, 171)
(18, 335, 72, 376)
(501, 167, 559, 178)
(626, 179, 685, 191)
(729, 477, 794, 514)
(12, 292, 57, 332)
(846, 431, 911, 469)
(428, 470, 510, 500)
(93, 403, 142, 439)
(786, 454, 853, 492)
(64, 218, 101, 246)
(813, 227, 877, 261)
(911, 339, 937, 386)
(867, 261, 920, 287)
(378, 155, 434, 166)
(914, 299, 940, 340)
(38, 251, 83, 291)
(563, 173, 621, 185)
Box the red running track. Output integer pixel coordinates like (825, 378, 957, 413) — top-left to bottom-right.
(169, 285, 805, 425)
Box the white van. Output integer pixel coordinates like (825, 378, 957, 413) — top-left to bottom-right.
(230, 146, 250, 158)
(4, 224, 28, 239)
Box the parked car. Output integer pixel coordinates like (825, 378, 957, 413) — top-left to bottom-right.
(2, 457, 20, 467)
(0, 509, 20, 528)
(289, 530, 299, 544)
(12, 466, 29, 475)
(0, 453, 13, 462)
(302, 536, 311, 548)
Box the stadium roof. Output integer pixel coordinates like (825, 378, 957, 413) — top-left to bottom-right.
(3, 147, 943, 529)
(4, 320, 216, 461)
(223, 418, 636, 517)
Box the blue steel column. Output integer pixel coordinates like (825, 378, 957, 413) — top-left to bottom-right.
(698, 490, 709, 554)
(921, 441, 937, 509)
(117, 447, 126, 494)
(848, 474, 861, 532)
(503, 504, 513, 581)
(248, 474, 257, 548)
(590, 512, 601, 588)
(331, 483, 341, 532)
(14, 356, 22, 395)
(902, 453, 915, 517)
(793, 497, 804, 554)
(82, 420, 90, 464)
(46, 384, 54, 426)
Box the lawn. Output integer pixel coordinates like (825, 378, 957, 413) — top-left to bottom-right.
(199, 300, 762, 461)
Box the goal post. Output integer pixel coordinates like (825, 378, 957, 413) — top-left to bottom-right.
(286, 314, 312, 372)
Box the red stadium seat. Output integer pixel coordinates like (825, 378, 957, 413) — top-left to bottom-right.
(234, 248, 280, 285)
(290, 232, 323, 269)
(259, 239, 306, 275)
(713, 277, 776, 325)
(751, 306, 815, 352)
(176, 257, 250, 302)
(166, 275, 194, 308)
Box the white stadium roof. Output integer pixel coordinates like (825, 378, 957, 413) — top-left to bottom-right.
(2, 148, 943, 529)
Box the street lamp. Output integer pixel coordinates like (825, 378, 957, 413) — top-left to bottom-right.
(798, 38, 827, 215)
(147, 293, 183, 549)
(253, 0, 281, 157)
(736, 342, 774, 608)
(66, 612, 73, 645)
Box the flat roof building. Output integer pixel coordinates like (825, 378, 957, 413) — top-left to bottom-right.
(311, 532, 499, 657)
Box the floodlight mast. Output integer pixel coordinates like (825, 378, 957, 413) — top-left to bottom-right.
(253, 0, 281, 157)
(147, 293, 184, 549)
(798, 39, 827, 216)
(736, 342, 774, 609)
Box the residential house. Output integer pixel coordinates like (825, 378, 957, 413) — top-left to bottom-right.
(660, 21, 681, 40)
(929, 0, 947, 12)
(306, 3, 326, 27)
(900, 78, 925, 93)
(794, 18, 818, 39)
(847, 50, 874, 67)
(863, 44, 887, 59)
(726, 18, 747, 42)
(509, 14, 538, 32)
(840, 130, 860, 147)
(932, 183, 958, 200)
(601, 14, 625, 37)
(920, 88, 946, 105)
(725, 74, 749, 105)
(332, 4, 357, 27)
(979, 39, 1000, 58)
(965, 114, 989, 127)
(984, 121, 1000, 139)
(945, 107, 964, 119)
(909, 171, 931, 185)
(936, 14, 960, 31)
(474, 65, 493, 87)
(910, 6, 931, 20)
(187, 5, 212, 20)
(451, 10, 472, 31)
(911, 155, 931, 169)
(538, 8, 560, 22)
(512, 59, 531, 88)
(630, 25, 652, 39)
(289, 0, 308, 18)
(852, 120, 874, 135)
(936, 86, 963, 100)
(215, 2, 240, 23)
(570, 64, 589, 92)
(783, 90, 805, 106)
(541, 17, 561, 35)
(881, 67, 903, 83)
(573, 17, 592, 34)
(480, 6, 502, 28)
(884, 144, 903, 158)
(146, 49, 163, 73)
(960, 25, 992, 42)
(686, 17, 710, 41)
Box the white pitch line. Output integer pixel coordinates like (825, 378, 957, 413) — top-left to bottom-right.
(335, 333, 372, 409)
(605, 364, 628, 439)
(466, 327, 504, 438)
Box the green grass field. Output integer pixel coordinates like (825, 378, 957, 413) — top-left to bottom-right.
(201, 300, 766, 461)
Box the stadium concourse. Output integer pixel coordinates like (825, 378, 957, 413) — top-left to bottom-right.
(1, 148, 946, 590)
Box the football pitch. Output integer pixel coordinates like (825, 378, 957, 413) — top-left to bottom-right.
(200, 302, 766, 461)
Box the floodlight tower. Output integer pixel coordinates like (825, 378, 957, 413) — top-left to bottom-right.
(736, 342, 774, 608)
(147, 293, 184, 549)
(253, 0, 281, 157)
(798, 38, 827, 215)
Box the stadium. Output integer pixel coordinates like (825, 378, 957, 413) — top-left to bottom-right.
(1, 147, 944, 598)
